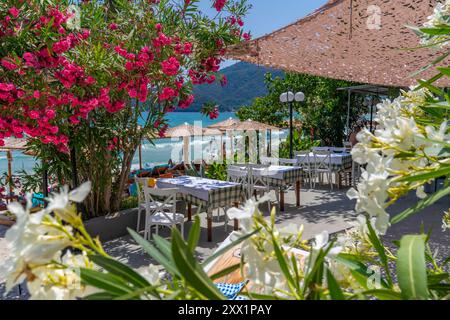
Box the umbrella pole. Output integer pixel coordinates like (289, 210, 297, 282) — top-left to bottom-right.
(346, 90, 351, 139)
(7, 150, 13, 195)
(138, 143, 143, 170)
(183, 136, 190, 164)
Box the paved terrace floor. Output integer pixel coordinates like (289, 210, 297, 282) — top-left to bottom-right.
(1, 186, 448, 299)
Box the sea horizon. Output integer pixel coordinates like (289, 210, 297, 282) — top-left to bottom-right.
(0, 112, 259, 175)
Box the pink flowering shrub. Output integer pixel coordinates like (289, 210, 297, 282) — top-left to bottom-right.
(0, 0, 250, 216)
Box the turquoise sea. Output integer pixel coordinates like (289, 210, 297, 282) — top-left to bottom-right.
(1, 112, 287, 175)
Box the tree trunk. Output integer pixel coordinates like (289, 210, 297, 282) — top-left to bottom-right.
(110, 146, 137, 213)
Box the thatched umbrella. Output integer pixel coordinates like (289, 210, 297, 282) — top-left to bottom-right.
(207, 117, 241, 131)
(163, 123, 203, 164)
(227, 119, 280, 132)
(226, 120, 281, 161)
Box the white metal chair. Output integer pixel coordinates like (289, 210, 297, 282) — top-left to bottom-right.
(141, 186, 185, 240)
(260, 156, 279, 165)
(279, 158, 298, 166)
(351, 161, 362, 187)
(331, 147, 347, 153)
(295, 150, 314, 188)
(312, 147, 331, 152)
(247, 164, 278, 213)
(313, 150, 334, 190)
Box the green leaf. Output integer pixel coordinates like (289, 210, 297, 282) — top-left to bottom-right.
(187, 216, 201, 253)
(201, 229, 259, 267)
(419, 26, 450, 35)
(84, 292, 118, 300)
(391, 186, 450, 224)
(362, 289, 403, 300)
(89, 255, 150, 289)
(366, 219, 393, 287)
(80, 268, 134, 296)
(152, 235, 173, 259)
(397, 235, 429, 300)
(271, 238, 299, 292)
(334, 254, 389, 289)
(171, 228, 225, 300)
(326, 269, 345, 300)
(128, 228, 180, 277)
(209, 263, 242, 281)
(398, 166, 450, 183)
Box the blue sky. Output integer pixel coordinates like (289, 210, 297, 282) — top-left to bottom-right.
(198, 0, 328, 68)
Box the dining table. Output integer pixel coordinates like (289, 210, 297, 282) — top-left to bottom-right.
(157, 176, 246, 242)
(234, 165, 303, 212)
(296, 152, 353, 172)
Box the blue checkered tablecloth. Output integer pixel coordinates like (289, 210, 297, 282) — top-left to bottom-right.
(216, 282, 247, 300)
(297, 153, 353, 172)
(157, 176, 245, 215)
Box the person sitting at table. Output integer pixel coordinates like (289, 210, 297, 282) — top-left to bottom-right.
(349, 125, 362, 147)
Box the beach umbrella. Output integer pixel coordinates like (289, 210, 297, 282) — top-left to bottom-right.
(163, 123, 203, 164)
(227, 119, 280, 132)
(202, 128, 224, 162)
(207, 117, 241, 131)
(0, 137, 32, 195)
(226, 120, 281, 162)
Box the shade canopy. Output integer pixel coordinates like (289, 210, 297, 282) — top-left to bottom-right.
(226, 0, 449, 87)
(163, 123, 203, 138)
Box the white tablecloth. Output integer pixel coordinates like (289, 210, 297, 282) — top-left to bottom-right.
(157, 176, 241, 202)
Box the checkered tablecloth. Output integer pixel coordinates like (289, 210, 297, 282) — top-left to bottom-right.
(157, 176, 245, 215)
(254, 166, 303, 188)
(297, 153, 353, 171)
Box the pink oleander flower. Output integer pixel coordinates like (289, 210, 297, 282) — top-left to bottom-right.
(9, 7, 20, 18)
(220, 75, 228, 87)
(178, 95, 194, 109)
(213, 0, 227, 12)
(1, 58, 18, 71)
(109, 23, 118, 30)
(209, 106, 219, 120)
(161, 57, 180, 76)
(158, 87, 178, 101)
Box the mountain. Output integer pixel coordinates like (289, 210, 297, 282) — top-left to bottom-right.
(185, 62, 284, 112)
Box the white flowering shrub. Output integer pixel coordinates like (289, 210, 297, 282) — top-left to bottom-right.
(2, 2, 449, 301)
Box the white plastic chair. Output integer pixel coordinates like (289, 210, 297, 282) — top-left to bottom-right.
(313, 150, 334, 190)
(142, 186, 185, 240)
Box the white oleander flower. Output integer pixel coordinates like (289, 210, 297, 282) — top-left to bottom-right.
(443, 210, 450, 232)
(227, 195, 270, 233)
(421, 120, 450, 157)
(141, 264, 162, 285)
(46, 181, 91, 224)
(347, 167, 391, 235)
(420, 1, 450, 47)
(1, 199, 72, 293)
(312, 231, 342, 257)
(1, 183, 92, 294)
